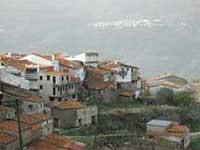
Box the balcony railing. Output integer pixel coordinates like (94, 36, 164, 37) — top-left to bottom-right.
(25, 74, 38, 80)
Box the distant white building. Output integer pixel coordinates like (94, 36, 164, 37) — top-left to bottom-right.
(67, 52, 99, 67)
(98, 60, 139, 90)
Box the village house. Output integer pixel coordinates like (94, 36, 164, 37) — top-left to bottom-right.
(52, 101, 97, 129)
(27, 134, 86, 150)
(38, 70, 70, 103)
(67, 51, 99, 67)
(86, 67, 117, 102)
(1, 81, 44, 114)
(53, 53, 86, 82)
(148, 73, 189, 97)
(98, 59, 139, 91)
(22, 113, 53, 137)
(0, 120, 33, 149)
(147, 119, 190, 149)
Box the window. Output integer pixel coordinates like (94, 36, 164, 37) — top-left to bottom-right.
(53, 87, 56, 95)
(78, 118, 82, 126)
(66, 76, 69, 80)
(49, 97, 54, 101)
(53, 76, 56, 84)
(40, 85, 43, 90)
(40, 76, 43, 80)
(62, 76, 64, 81)
(28, 105, 33, 111)
(47, 75, 50, 80)
(58, 97, 62, 102)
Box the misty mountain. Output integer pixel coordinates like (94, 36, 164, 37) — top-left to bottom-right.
(0, 0, 200, 79)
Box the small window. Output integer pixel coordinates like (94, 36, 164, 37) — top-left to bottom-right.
(66, 76, 69, 80)
(53, 76, 56, 84)
(28, 105, 33, 111)
(40, 85, 43, 90)
(47, 75, 50, 80)
(40, 76, 43, 80)
(62, 76, 64, 81)
(53, 87, 56, 95)
(49, 97, 54, 101)
(58, 97, 62, 102)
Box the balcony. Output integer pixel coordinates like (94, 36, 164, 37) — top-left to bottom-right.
(25, 74, 38, 80)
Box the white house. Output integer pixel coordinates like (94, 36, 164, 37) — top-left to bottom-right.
(98, 60, 139, 90)
(67, 52, 99, 67)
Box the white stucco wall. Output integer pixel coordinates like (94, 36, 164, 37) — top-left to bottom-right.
(20, 55, 53, 66)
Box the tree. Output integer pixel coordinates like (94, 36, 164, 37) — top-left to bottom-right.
(174, 91, 193, 106)
(156, 88, 174, 105)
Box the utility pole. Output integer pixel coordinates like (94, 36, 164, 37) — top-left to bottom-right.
(16, 98, 23, 150)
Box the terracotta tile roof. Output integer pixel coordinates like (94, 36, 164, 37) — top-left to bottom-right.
(70, 76, 81, 82)
(23, 113, 47, 125)
(119, 90, 135, 97)
(168, 124, 189, 133)
(28, 134, 84, 150)
(28, 139, 66, 150)
(23, 95, 43, 103)
(88, 81, 115, 90)
(0, 105, 15, 113)
(1, 81, 42, 103)
(46, 71, 69, 76)
(0, 57, 34, 71)
(0, 120, 31, 133)
(56, 57, 83, 70)
(0, 132, 17, 144)
(54, 101, 85, 110)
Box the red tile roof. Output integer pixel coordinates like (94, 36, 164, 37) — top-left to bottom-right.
(54, 101, 85, 110)
(0, 132, 17, 144)
(28, 134, 84, 150)
(0, 106, 15, 113)
(0, 120, 31, 133)
(70, 76, 81, 82)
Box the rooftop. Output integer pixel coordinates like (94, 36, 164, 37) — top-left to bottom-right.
(0, 132, 17, 145)
(0, 120, 31, 133)
(54, 101, 85, 110)
(28, 134, 84, 150)
(46, 71, 69, 76)
(147, 119, 173, 127)
(0, 105, 15, 113)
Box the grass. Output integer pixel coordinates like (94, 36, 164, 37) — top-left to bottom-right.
(87, 99, 144, 113)
(188, 137, 200, 150)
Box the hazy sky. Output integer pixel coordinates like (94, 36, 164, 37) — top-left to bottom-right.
(0, 0, 200, 79)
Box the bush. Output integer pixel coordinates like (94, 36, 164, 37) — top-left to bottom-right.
(173, 91, 193, 106)
(156, 88, 174, 105)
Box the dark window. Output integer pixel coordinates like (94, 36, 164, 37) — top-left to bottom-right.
(78, 118, 82, 126)
(53, 87, 56, 95)
(72, 94, 76, 99)
(54, 118, 59, 128)
(40, 76, 43, 80)
(53, 76, 56, 84)
(49, 97, 54, 101)
(47, 75, 50, 80)
(92, 116, 96, 125)
(58, 97, 62, 102)
(66, 76, 69, 80)
(28, 105, 33, 111)
(62, 76, 64, 81)
(40, 85, 43, 90)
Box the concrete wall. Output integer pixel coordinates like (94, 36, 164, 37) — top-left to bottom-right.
(52, 108, 77, 129)
(22, 101, 44, 114)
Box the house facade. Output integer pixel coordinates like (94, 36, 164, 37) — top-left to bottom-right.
(52, 101, 97, 129)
